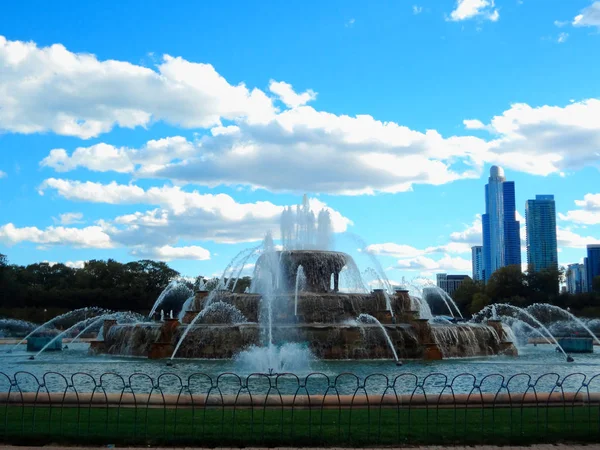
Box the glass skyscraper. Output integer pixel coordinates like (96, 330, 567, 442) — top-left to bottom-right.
(482, 166, 521, 282)
(525, 195, 558, 272)
(587, 245, 600, 292)
(471, 246, 483, 281)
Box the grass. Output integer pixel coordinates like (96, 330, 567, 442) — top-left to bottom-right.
(1, 404, 600, 446)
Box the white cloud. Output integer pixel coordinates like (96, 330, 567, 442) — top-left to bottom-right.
(393, 254, 472, 274)
(573, 1, 600, 29)
(413, 5, 423, 14)
(557, 32, 569, 43)
(469, 99, 600, 175)
(0, 223, 113, 248)
(38, 179, 352, 245)
(40, 114, 485, 195)
(448, 0, 499, 22)
(54, 212, 84, 225)
(557, 227, 600, 248)
(40, 136, 195, 174)
(130, 245, 211, 261)
(554, 20, 569, 28)
(0, 170, 6, 179)
(0, 35, 275, 139)
(559, 193, 600, 225)
(65, 260, 86, 269)
(449, 215, 483, 246)
(345, 18, 356, 27)
(268, 81, 317, 108)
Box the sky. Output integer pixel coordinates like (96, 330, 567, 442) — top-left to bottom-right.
(0, 0, 599, 283)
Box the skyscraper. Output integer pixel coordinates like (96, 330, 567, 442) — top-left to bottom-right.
(587, 245, 600, 292)
(482, 166, 521, 282)
(471, 246, 483, 281)
(566, 263, 586, 294)
(525, 195, 558, 272)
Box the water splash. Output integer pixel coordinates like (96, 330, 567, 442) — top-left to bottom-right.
(9, 307, 104, 352)
(357, 314, 399, 362)
(234, 342, 313, 373)
(526, 303, 600, 345)
(473, 304, 568, 359)
(294, 265, 306, 316)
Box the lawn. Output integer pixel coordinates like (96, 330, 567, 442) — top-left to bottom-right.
(1, 404, 599, 446)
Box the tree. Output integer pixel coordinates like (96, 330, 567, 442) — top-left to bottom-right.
(469, 292, 490, 315)
(593, 276, 600, 294)
(452, 277, 484, 316)
(527, 266, 563, 298)
(485, 265, 528, 302)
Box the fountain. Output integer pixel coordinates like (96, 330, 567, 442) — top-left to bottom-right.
(91, 197, 516, 363)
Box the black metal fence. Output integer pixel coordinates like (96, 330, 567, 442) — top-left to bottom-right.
(2, 370, 600, 446)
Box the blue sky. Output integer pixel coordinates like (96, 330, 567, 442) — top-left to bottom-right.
(1, 0, 599, 282)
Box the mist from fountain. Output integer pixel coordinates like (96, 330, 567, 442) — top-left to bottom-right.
(364, 268, 394, 317)
(526, 303, 600, 345)
(9, 307, 104, 352)
(357, 313, 399, 362)
(234, 342, 314, 373)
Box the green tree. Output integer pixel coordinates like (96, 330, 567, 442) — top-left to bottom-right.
(485, 265, 528, 303)
(469, 292, 490, 314)
(593, 276, 600, 294)
(527, 265, 563, 298)
(452, 277, 484, 316)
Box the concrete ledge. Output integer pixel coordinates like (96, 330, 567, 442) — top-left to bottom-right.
(1, 391, 598, 409)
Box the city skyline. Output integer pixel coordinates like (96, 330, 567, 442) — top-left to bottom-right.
(1, 1, 600, 281)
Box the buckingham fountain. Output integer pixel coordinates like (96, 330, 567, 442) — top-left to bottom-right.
(89, 196, 517, 364)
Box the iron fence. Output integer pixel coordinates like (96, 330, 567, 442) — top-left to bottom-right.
(1, 370, 600, 446)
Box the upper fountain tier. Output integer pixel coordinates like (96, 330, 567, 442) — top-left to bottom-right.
(256, 250, 349, 293)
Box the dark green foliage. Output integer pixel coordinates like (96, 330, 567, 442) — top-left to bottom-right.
(450, 264, 598, 316)
(0, 254, 181, 315)
(1, 405, 598, 447)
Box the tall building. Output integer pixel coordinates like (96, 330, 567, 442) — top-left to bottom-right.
(471, 246, 484, 281)
(587, 245, 600, 292)
(525, 195, 558, 272)
(566, 263, 586, 294)
(436, 273, 469, 296)
(482, 166, 521, 282)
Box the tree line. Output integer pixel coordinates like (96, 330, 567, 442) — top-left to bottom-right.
(0, 254, 251, 322)
(448, 265, 600, 317)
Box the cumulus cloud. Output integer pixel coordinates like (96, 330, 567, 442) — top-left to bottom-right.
(392, 254, 472, 274)
(573, 1, 600, 29)
(557, 227, 600, 248)
(0, 223, 113, 248)
(38, 179, 352, 246)
(557, 32, 569, 43)
(0, 35, 275, 139)
(559, 193, 600, 225)
(66, 260, 86, 269)
(268, 81, 316, 108)
(467, 99, 600, 175)
(40, 136, 195, 173)
(130, 245, 211, 261)
(0, 170, 6, 179)
(53, 212, 84, 225)
(448, 0, 499, 22)
(413, 5, 423, 14)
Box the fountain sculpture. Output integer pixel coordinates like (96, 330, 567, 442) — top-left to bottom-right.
(90, 195, 517, 362)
